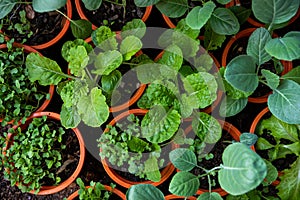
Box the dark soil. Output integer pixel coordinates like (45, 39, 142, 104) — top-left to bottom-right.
(80, 0, 146, 31)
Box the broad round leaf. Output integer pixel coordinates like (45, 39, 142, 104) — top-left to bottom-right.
(60, 105, 81, 128)
(156, 0, 189, 18)
(268, 80, 300, 124)
(134, 0, 160, 7)
(169, 171, 199, 197)
(246, 27, 272, 65)
(252, 0, 299, 25)
(93, 50, 123, 75)
(224, 55, 258, 93)
(82, 0, 102, 10)
(121, 19, 146, 39)
(120, 36, 142, 61)
(91, 26, 117, 51)
(32, 0, 66, 12)
(169, 148, 197, 171)
(219, 96, 247, 117)
(210, 8, 240, 35)
(126, 184, 164, 200)
(71, 19, 93, 39)
(186, 2, 216, 30)
(0, 0, 17, 19)
(197, 192, 223, 200)
(158, 44, 183, 72)
(219, 143, 267, 195)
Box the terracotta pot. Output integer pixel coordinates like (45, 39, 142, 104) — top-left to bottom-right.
(234, 0, 300, 28)
(101, 109, 175, 188)
(221, 28, 293, 103)
(3, 112, 85, 195)
(67, 185, 126, 200)
(162, 1, 235, 29)
(165, 194, 197, 200)
(75, 0, 152, 30)
(183, 120, 255, 196)
(0, 43, 54, 124)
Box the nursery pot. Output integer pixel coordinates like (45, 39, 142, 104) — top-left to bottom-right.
(75, 0, 152, 30)
(67, 185, 126, 200)
(100, 109, 175, 189)
(0, 43, 54, 124)
(3, 112, 85, 195)
(221, 28, 293, 103)
(165, 194, 197, 200)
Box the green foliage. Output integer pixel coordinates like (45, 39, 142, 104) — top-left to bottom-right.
(0, 0, 17, 19)
(219, 96, 248, 117)
(32, 0, 66, 12)
(91, 26, 118, 51)
(70, 19, 93, 40)
(121, 19, 146, 39)
(197, 192, 222, 200)
(282, 66, 300, 84)
(203, 24, 226, 51)
(228, 6, 251, 25)
(169, 148, 197, 171)
(126, 184, 164, 200)
(1, 116, 66, 193)
(156, 0, 189, 18)
(239, 133, 258, 147)
(82, 0, 102, 10)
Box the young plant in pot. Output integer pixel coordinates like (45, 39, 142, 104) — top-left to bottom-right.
(0, 112, 85, 195)
(25, 19, 147, 129)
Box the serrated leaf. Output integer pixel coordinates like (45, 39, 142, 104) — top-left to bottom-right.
(93, 50, 123, 75)
(121, 19, 146, 39)
(282, 66, 300, 84)
(219, 96, 247, 117)
(32, 0, 66, 12)
(210, 8, 240, 35)
(0, 0, 17, 19)
(91, 26, 117, 51)
(169, 148, 197, 171)
(71, 19, 93, 39)
(156, 0, 189, 18)
(261, 69, 280, 90)
(120, 36, 142, 61)
(82, 0, 102, 10)
(204, 24, 226, 51)
(126, 184, 164, 200)
(169, 171, 199, 197)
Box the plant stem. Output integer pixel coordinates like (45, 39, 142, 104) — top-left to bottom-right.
(104, 0, 125, 6)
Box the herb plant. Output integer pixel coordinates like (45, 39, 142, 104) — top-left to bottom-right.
(0, 116, 66, 193)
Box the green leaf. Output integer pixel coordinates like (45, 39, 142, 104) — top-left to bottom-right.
(192, 112, 222, 144)
(126, 184, 164, 200)
(183, 72, 218, 108)
(219, 97, 247, 117)
(224, 55, 258, 93)
(135, 63, 164, 84)
(120, 36, 142, 61)
(93, 50, 123, 75)
(141, 105, 181, 143)
(82, 0, 102, 10)
(179, 93, 198, 118)
(246, 27, 272, 66)
(128, 136, 149, 153)
(186, 2, 216, 30)
(282, 66, 300, 84)
(158, 44, 183, 72)
(219, 143, 267, 195)
(91, 26, 118, 51)
(32, 0, 66, 12)
(172, 31, 200, 58)
(101, 70, 122, 94)
(61, 39, 93, 61)
(68, 46, 89, 76)
(265, 32, 300, 61)
(261, 69, 280, 90)
(169, 171, 199, 197)
(121, 19, 146, 39)
(268, 80, 300, 124)
(144, 156, 161, 182)
(134, 0, 160, 6)
(252, 0, 299, 25)
(77, 88, 109, 127)
(169, 148, 197, 171)
(26, 53, 65, 85)
(197, 192, 223, 200)
(204, 24, 226, 51)
(174, 19, 200, 40)
(71, 19, 93, 39)
(210, 8, 240, 35)
(0, 0, 17, 19)
(229, 6, 251, 25)
(240, 133, 258, 147)
(60, 105, 81, 129)
(256, 138, 275, 150)
(262, 159, 278, 186)
(156, 0, 189, 18)
(277, 157, 300, 200)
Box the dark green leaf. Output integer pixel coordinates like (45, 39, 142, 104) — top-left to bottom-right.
(282, 66, 300, 84)
(219, 97, 247, 117)
(0, 0, 17, 19)
(197, 192, 223, 200)
(82, 0, 102, 10)
(229, 6, 251, 25)
(101, 70, 122, 93)
(169, 148, 197, 171)
(204, 24, 226, 51)
(126, 184, 164, 200)
(210, 8, 240, 35)
(134, 0, 160, 7)
(262, 159, 278, 186)
(216, 0, 231, 5)
(156, 0, 189, 18)
(71, 19, 93, 39)
(121, 19, 146, 39)
(240, 133, 258, 147)
(32, 0, 66, 12)
(169, 171, 199, 197)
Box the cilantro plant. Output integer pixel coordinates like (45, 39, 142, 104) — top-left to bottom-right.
(0, 116, 66, 193)
(0, 39, 48, 125)
(76, 178, 116, 200)
(25, 19, 146, 128)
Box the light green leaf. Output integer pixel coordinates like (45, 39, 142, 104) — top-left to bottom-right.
(268, 80, 300, 124)
(174, 19, 200, 40)
(93, 50, 123, 75)
(282, 66, 300, 84)
(144, 156, 161, 182)
(0, 0, 17, 19)
(261, 69, 280, 90)
(179, 93, 198, 118)
(128, 136, 149, 153)
(252, 0, 299, 25)
(32, 0, 66, 12)
(60, 105, 81, 129)
(126, 184, 164, 200)
(134, 0, 160, 7)
(156, 0, 189, 18)
(256, 137, 275, 150)
(120, 36, 142, 61)
(91, 26, 118, 51)
(224, 55, 258, 93)
(121, 19, 146, 39)
(70, 19, 93, 39)
(26, 53, 65, 85)
(82, 0, 102, 10)
(77, 88, 109, 127)
(135, 63, 164, 84)
(283, 142, 300, 156)
(142, 105, 181, 143)
(219, 97, 248, 117)
(204, 24, 226, 51)
(61, 39, 93, 61)
(169, 148, 197, 171)
(210, 8, 240, 35)
(68, 46, 89, 76)
(219, 143, 267, 195)
(169, 171, 199, 197)
(186, 2, 216, 30)
(158, 44, 183, 72)
(197, 192, 223, 200)
(246, 27, 272, 65)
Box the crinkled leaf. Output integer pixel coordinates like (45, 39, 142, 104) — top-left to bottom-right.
(169, 148, 197, 171)
(77, 88, 109, 127)
(261, 69, 280, 90)
(224, 55, 258, 93)
(204, 24, 226, 51)
(219, 143, 267, 195)
(32, 0, 66, 12)
(219, 96, 247, 117)
(26, 53, 65, 85)
(186, 2, 216, 30)
(210, 8, 240, 35)
(174, 19, 200, 40)
(61, 39, 93, 61)
(68, 46, 89, 76)
(268, 80, 300, 124)
(158, 44, 183, 72)
(0, 0, 17, 19)
(121, 19, 146, 39)
(197, 192, 223, 200)
(126, 184, 164, 200)
(246, 27, 272, 65)
(229, 6, 251, 24)
(82, 0, 102, 10)
(141, 105, 181, 143)
(156, 0, 188, 18)
(93, 50, 123, 75)
(282, 66, 300, 84)
(60, 105, 81, 128)
(169, 171, 199, 197)
(70, 19, 93, 39)
(144, 156, 161, 182)
(120, 36, 142, 61)
(240, 133, 258, 147)
(91, 26, 117, 51)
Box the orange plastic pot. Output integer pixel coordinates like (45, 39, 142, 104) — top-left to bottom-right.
(3, 112, 85, 195)
(75, 0, 152, 30)
(67, 185, 126, 200)
(165, 194, 197, 200)
(101, 109, 175, 189)
(0, 43, 54, 124)
(221, 28, 293, 103)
